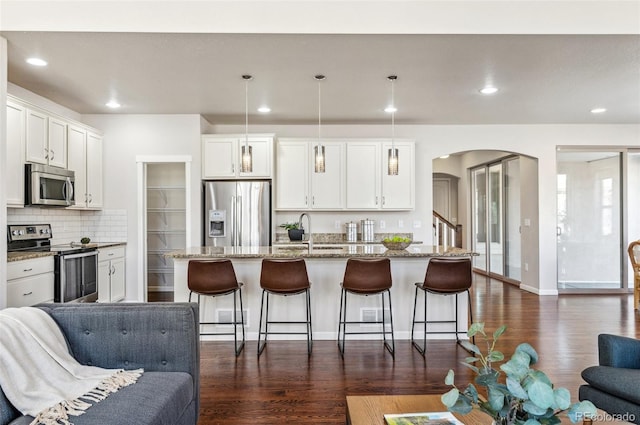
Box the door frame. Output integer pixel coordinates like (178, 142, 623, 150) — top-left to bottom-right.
(136, 155, 192, 302)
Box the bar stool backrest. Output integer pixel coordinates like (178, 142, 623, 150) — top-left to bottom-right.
(342, 258, 392, 293)
(188, 259, 239, 294)
(423, 257, 472, 293)
(260, 259, 310, 292)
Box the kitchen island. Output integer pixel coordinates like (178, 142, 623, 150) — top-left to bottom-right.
(166, 245, 476, 342)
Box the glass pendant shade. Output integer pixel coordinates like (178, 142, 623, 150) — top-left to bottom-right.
(241, 74, 253, 173)
(314, 75, 326, 173)
(241, 144, 253, 173)
(314, 145, 325, 173)
(387, 75, 399, 176)
(388, 147, 399, 175)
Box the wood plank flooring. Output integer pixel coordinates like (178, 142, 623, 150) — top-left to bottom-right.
(195, 275, 639, 424)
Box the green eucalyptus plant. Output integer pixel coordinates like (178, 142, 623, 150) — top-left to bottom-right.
(441, 323, 596, 425)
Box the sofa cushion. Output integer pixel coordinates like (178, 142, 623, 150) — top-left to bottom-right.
(581, 366, 640, 405)
(8, 372, 193, 425)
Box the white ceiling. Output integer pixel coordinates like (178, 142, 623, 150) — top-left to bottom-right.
(3, 31, 640, 125)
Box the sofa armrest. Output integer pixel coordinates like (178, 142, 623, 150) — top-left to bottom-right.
(598, 334, 640, 369)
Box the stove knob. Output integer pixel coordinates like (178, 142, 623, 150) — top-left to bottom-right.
(17, 230, 24, 236)
(11, 230, 18, 236)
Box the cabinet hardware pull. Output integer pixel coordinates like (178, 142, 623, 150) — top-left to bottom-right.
(232, 164, 235, 173)
(375, 196, 378, 205)
(108, 253, 114, 256)
(23, 268, 33, 272)
(111, 265, 116, 275)
(44, 148, 49, 160)
(312, 196, 315, 206)
(23, 292, 33, 296)
(50, 149, 55, 160)
(382, 196, 385, 206)
(305, 196, 308, 205)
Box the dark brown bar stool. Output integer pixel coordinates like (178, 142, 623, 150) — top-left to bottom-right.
(411, 257, 473, 356)
(187, 259, 245, 356)
(258, 258, 312, 357)
(338, 258, 394, 358)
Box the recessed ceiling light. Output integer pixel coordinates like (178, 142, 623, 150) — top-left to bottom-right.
(590, 107, 607, 114)
(26, 57, 47, 67)
(258, 106, 271, 113)
(384, 105, 397, 113)
(105, 100, 121, 109)
(479, 86, 499, 95)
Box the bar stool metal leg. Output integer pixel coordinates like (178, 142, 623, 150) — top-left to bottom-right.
(382, 289, 395, 357)
(257, 289, 269, 356)
(338, 288, 347, 357)
(233, 287, 245, 356)
(306, 288, 313, 355)
(411, 285, 427, 356)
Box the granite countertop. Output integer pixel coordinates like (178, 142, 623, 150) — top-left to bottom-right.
(7, 251, 55, 262)
(166, 245, 475, 259)
(7, 242, 126, 262)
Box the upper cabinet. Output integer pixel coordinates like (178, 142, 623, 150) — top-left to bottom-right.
(276, 138, 413, 211)
(67, 126, 103, 209)
(7, 95, 104, 209)
(25, 109, 67, 168)
(276, 139, 346, 210)
(6, 101, 26, 207)
(202, 134, 274, 179)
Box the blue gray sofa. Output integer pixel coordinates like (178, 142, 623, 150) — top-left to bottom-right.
(0, 303, 200, 425)
(579, 334, 640, 424)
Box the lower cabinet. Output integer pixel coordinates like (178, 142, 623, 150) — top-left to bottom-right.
(7, 256, 54, 307)
(98, 246, 126, 302)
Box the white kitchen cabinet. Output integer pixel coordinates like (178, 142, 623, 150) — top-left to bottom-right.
(309, 141, 345, 209)
(66, 127, 103, 209)
(202, 134, 274, 179)
(86, 132, 103, 208)
(345, 140, 415, 211)
(47, 117, 68, 168)
(67, 125, 88, 207)
(276, 140, 310, 209)
(7, 256, 55, 307)
(98, 246, 126, 302)
(275, 139, 345, 210)
(345, 141, 381, 209)
(6, 100, 26, 207)
(381, 141, 415, 210)
(25, 108, 67, 168)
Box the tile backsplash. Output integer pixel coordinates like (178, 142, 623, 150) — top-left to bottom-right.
(7, 208, 127, 245)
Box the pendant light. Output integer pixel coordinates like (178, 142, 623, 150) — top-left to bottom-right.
(387, 75, 399, 176)
(314, 75, 326, 173)
(241, 74, 253, 173)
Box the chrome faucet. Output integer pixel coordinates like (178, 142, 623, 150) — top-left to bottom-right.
(299, 212, 312, 250)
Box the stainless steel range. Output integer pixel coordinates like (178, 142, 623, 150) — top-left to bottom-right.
(7, 224, 98, 303)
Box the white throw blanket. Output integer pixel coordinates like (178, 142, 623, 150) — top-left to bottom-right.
(0, 307, 143, 425)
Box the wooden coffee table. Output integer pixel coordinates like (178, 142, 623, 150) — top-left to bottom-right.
(346, 394, 633, 425)
(346, 394, 489, 425)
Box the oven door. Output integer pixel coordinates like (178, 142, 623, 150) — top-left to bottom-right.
(55, 250, 98, 302)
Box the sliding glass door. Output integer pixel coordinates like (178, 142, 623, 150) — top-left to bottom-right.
(556, 151, 622, 290)
(471, 157, 521, 281)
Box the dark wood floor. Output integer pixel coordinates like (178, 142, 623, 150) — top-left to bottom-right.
(192, 275, 639, 424)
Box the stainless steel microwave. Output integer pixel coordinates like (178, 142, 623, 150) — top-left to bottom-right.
(25, 163, 75, 207)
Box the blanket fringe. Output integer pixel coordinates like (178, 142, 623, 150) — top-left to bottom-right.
(29, 369, 143, 425)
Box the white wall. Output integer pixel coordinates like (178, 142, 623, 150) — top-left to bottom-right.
(82, 114, 202, 301)
(0, 37, 7, 308)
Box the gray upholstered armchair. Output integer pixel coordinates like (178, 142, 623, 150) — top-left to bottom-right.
(0, 302, 200, 425)
(579, 334, 640, 424)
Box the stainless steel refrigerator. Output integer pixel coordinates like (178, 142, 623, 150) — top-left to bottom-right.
(203, 180, 271, 247)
